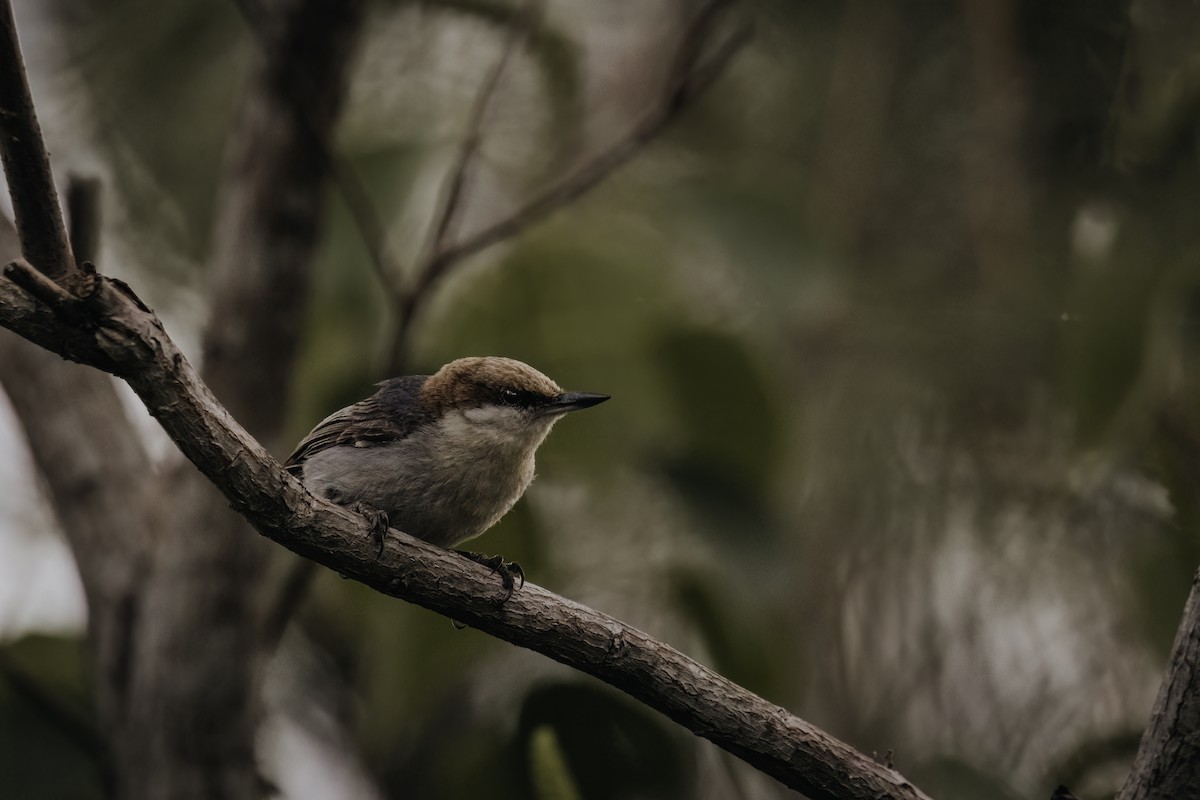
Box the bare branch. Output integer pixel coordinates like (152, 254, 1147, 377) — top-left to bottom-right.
(380, 0, 545, 372)
(1117, 410, 1200, 800)
(389, 1, 751, 359)
(66, 174, 102, 264)
(3, 257, 76, 310)
(438, 20, 750, 265)
(0, 282, 154, 752)
(422, 0, 545, 262)
(1117, 567, 1200, 800)
(116, 2, 369, 798)
(1, 258, 930, 800)
(0, 2, 929, 796)
(0, 4, 917, 781)
(0, 2, 75, 286)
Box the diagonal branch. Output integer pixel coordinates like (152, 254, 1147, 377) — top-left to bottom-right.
(421, 0, 545, 263)
(0, 2, 928, 796)
(0, 168, 152, 754)
(387, 0, 751, 366)
(1117, 409, 1200, 800)
(0, 2, 75, 286)
(0, 261, 928, 800)
(126, 2, 369, 799)
(0, 23, 915, 782)
(437, 17, 749, 266)
(3, 3, 367, 799)
(384, 0, 546, 372)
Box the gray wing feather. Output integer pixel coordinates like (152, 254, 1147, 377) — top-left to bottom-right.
(284, 376, 430, 473)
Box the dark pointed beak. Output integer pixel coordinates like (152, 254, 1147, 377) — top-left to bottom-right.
(541, 391, 610, 416)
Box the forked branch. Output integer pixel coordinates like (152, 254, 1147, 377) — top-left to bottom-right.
(387, 0, 751, 368)
(0, 8, 919, 794)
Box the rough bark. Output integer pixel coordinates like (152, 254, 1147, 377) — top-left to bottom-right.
(0, 1, 934, 797)
(1117, 569, 1200, 800)
(0, 330, 153, 725)
(0, 16, 154, 766)
(0, 2, 74, 285)
(1117, 411, 1200, 800)
(0, 246, 153, 774)
(0, 0, 364, 798)
(0, 255, 933, 800)
(386, 0, 751, 369)
(117, 1, 366, 798)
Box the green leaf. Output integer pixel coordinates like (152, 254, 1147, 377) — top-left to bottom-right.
(0, 635, 105, 800)
(515, 682, 692, 800)
(529, 725, 583, 800)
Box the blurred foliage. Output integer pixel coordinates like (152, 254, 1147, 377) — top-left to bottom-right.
(513, 682, 692, 800)
(652, 327, 781, 541)
(0, 635, 103, 800)
(668, 566, 783, 695)
(10, 0, 1200, 798)
(1041, 728, 1145, 800)
(527, 724, 583, 800)
(914, 757, 1024, 800)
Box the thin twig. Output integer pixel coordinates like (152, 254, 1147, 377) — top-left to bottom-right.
(440, 18, 750, 267)
(11, 262, 934, 800)
(423, 0, 545, 261)
(389, 1, 750, 361)
(261, 558, 319, 646)
(0, 1, 76, 285)
(664, 0, 736, 107)
(272, 0, 547, 627)
(4, 257, 77, 311)
(382, 0, 545, 372)
(66, 174, 102, 265)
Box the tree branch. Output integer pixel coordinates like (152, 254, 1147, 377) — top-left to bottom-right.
(0, 2, 75, 286)
(0, 258, 931, 800)
(0, 218, 153, 746)
(0, 2, 928, 796)
(381, 0, 543, 372)
(206, 0, 365, 437)
(1118, 566, 1200, 800)
(1117, 410, 1200, 800)
(422, 0, 544, 262)
(66, 174, 102, 263)
(387, 0, 751, 366)
(117, 1, 368, 798)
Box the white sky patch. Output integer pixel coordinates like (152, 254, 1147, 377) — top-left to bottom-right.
(0, 390, 87, 640)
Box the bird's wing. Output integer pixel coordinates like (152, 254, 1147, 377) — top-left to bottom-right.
(284, 376, 430, 473)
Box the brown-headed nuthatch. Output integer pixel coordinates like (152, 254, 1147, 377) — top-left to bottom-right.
(285, 356, 608, 596)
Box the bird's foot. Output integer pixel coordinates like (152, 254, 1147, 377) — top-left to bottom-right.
(456, 551, 524, 603)
(351, 502, 389, 559)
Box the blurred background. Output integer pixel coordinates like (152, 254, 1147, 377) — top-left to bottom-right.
(2, 0, 1198, 798)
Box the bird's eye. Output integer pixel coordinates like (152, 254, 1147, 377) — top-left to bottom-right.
(500, 388, 520, 406)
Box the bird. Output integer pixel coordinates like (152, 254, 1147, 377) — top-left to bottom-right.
(285, 356, 609, 597)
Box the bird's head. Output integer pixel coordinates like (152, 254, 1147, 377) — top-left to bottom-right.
(422, 356, 609, 449)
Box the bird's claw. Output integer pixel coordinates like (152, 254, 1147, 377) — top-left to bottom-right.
(351, 502, 389, 559)
(457, 551, 524, 603)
